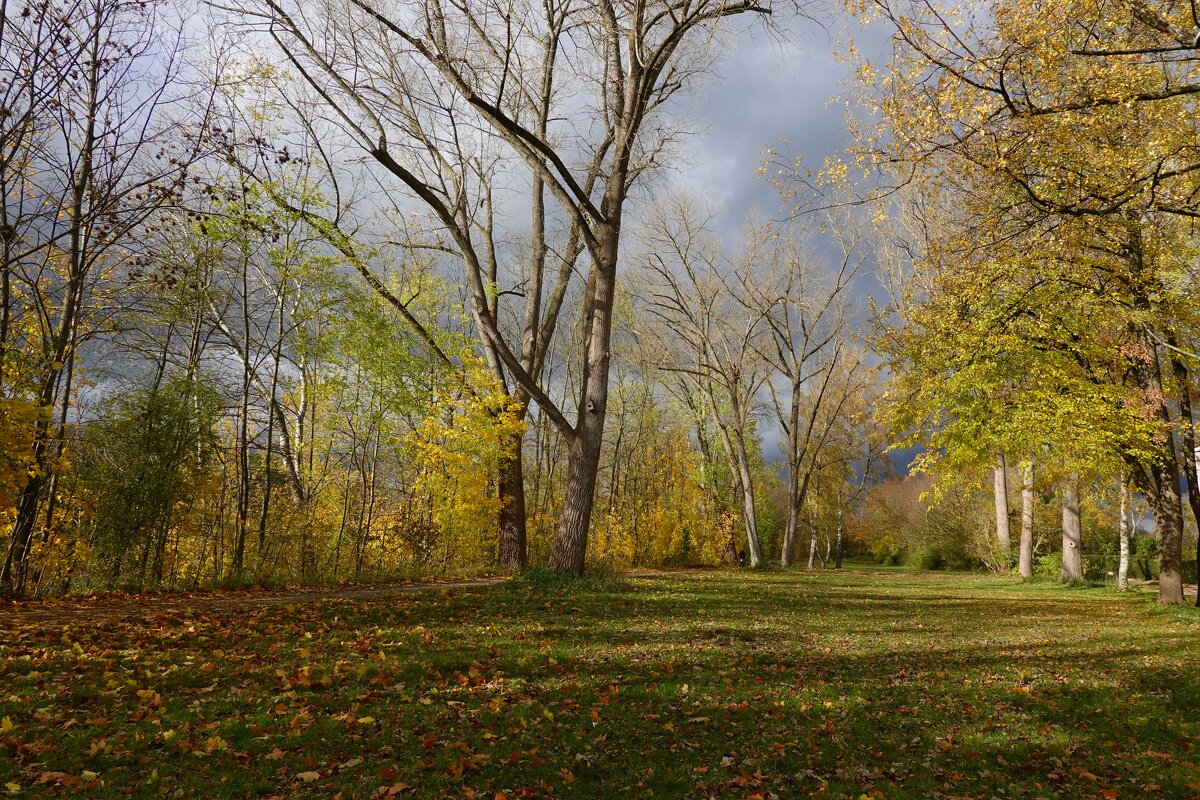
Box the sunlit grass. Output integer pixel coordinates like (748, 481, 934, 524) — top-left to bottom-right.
(1, 568, 1197, 798)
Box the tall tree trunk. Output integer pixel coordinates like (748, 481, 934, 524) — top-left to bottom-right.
(1019, 461, 1035, 578)
(1118, 477, 1130, 591)
(547, 224, 619, 575)
(732, 428, 763, 568)
(807, 522, 818, 570)
(708, 393, 763, 567)
(548, 421, 602, 574)
(1139, 461, 1186, 604)
(1124, 233, 1184, 603)
(781, 503, 798, 567)
(496, 438, 528, 570)
(993, 453, 1011, 567)
(1168, 352, 1200, 606)
(1061, 477, 1082, 581)
(834, 504, 844, 569)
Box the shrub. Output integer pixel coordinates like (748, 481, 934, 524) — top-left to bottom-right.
(1035, 551, 1063, 578)
(906, 544, 943, 571)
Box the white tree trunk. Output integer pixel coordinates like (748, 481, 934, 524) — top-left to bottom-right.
(834, 505, 844, 568)
(993, 453, 1011, 567)
(1118, 478, 1130, 591)
(1019, 461, 1035, 578)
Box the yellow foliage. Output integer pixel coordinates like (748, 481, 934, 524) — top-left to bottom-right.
(405, 355, 525, 567)
(590, 424, 727, 568)
(0, 396, 45, 512)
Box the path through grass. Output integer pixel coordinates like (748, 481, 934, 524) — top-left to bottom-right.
(1, 569, 1198, 798)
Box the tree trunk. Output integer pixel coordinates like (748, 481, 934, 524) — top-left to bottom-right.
(993, 453, 1011, 567)
(548, 424, 602, 574)
(834, 504, 844, 569)
(546, 226, 618, 575)
(1168, 354, 1200, 607)
(781, 500, 799, 567)
(1141, 464, 1186, 604)
(496, 438, 528, 570)
(1118, 477, 1130, 591)
(733, 433, 764, 568)
(1019, 461, 1035, 578)
(709, 395, 763, 568)
(1061, 477, 1082, 581)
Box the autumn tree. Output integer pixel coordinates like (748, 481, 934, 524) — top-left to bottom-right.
(225, 0, 781, 574)
(852, 0, 1200, 602)
(0, 0, 202, 595)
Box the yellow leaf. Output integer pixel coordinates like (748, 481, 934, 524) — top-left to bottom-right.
(0, 716, 14, 733)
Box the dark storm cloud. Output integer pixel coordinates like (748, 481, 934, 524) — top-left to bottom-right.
(675, 16, 893, 230)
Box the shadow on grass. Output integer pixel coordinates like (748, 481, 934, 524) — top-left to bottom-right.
(2, 569, 1197, 799)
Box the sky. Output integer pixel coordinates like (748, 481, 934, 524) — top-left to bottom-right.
(675, 12, 892, 234)
(667, 12, 900, 466)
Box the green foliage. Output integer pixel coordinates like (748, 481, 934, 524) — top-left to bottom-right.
(1035, 551, 1063, 579)
(76, 378, 221, 590)
(905, 544, 943, 571)
(854, 475, 976, 570)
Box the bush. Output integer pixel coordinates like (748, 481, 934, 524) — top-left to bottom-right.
(874, 551, 903, 566)
(1035, 551, 1063, 578)
(1132, 536, 1157, 557)
(906, 544, 943, 571)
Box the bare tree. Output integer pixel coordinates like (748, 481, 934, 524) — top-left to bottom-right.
(748, 219, 862, 567)
(642, 198, 776, 566)
(221, 0, 779, 573)
(0, 0, 204, 595)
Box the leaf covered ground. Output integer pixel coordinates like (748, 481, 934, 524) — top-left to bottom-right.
(1, 567, 1198, 799)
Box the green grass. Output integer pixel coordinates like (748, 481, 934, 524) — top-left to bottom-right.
(1, 568, 1198, 798)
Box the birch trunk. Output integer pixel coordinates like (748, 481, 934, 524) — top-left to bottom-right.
(993, 453, 1011, 567)
(834, 505, 844, 569)
(1019, 462, 1035, 578)
(1118, 478, 1130, 591)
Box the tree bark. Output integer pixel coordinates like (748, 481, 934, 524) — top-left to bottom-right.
(834, 504, 844, 569)
(547, 423, 602, 574)
(993, 453, 1011, 567)
(1140, 463, 1186, 604)
(1118, 477, 1130, 591)
(1019, 461, 1035, 578)
(708, 391, 763, 567)
(547, 222, 619, 574)
(496, 439, 528, 570)
(1061, 477, 1083, 581)
(1167, 352, 1200, 607)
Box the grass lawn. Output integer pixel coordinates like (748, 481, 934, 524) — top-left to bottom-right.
(1, 567, 1198, 799)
